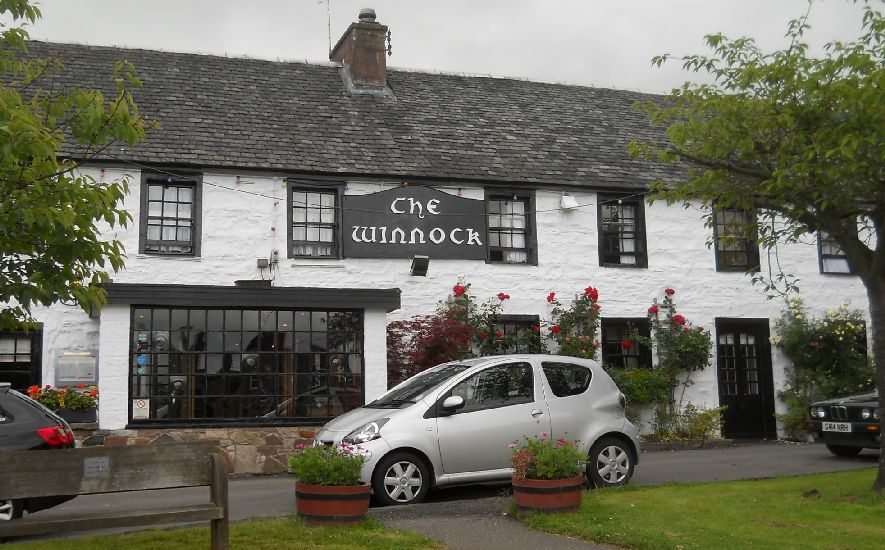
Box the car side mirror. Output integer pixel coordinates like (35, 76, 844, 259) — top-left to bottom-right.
(441, 395, 465, 411)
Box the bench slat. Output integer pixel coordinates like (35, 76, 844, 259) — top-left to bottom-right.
(0, 503, 225, 537)
(0, 442, 215, 499)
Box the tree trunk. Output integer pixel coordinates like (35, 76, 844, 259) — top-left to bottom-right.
(867, 272, 885, 492)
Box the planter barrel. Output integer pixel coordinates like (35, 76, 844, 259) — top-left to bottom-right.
(511, 475, 584, 513)
(295, 481, 371, 526)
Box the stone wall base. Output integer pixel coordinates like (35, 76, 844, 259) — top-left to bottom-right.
(70, 425, 317, 475)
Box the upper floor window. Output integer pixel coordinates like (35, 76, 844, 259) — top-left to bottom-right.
(139, 172, 201, 256)
(486, 191, 536, 265)
(598, 195, 647, 267)
(818, 231, 852, 274)
(601, 318, 651, 370)
(288, 183, 341, 258)
(713, 208, 759, 271)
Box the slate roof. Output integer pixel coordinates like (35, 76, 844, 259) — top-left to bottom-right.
(24, 41, 683, 191)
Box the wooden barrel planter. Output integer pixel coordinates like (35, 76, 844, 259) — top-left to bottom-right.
(511, 475, 584, 514)
(295, 481, 371, 526)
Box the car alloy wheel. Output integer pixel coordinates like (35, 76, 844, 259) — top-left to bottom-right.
(372, 452, 430, 505)
(588, 437, 634, 488)
(0, 499, 22, 521)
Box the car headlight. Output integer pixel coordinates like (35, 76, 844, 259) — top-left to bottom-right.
(343, 418, 390, 444)
(809, 407, 825, 419)
(873, 408, 879, 421)
(861, 408, 871, 420)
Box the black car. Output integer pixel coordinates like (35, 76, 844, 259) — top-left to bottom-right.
(0, 383, 76, 521)
(807, 390, 880, 457)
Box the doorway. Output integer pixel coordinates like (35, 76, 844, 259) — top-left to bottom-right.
(715, 319, 776, 439)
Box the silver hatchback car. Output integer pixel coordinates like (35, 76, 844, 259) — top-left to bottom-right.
(314, 354, 640, 505)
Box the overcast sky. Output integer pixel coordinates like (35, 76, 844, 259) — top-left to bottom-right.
(17, 0, 872, 93)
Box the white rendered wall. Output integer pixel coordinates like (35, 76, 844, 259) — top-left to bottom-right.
(23, 167, 871, 432)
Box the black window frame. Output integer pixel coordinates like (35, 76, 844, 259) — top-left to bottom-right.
(138, 171, 202, 257)
(485, 190, 538, 265)
(712, 207, 759, 272)
(0, 327, 42, 392)
(818, 231, 853, 275)
(127, 306, 364, 427)
(287, 181, 343, 259)
(601, 318, 652, 370)
(492, 314, 541, 355)
(597, 194, 648, 268)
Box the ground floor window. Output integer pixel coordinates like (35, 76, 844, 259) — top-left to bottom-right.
(601, 318, 651, 369)
(129, 307, 363, 424)
(0, 329, 41, 392)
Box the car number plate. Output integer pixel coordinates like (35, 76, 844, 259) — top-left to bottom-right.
(822, 422, 851, 433)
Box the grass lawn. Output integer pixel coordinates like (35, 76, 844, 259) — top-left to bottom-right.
(521, 468, 884, 550)
(10, 517, 442, 550)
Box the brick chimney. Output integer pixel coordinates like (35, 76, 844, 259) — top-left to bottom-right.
(330, 8, 388, 89)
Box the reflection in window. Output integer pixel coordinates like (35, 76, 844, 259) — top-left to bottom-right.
(713, 208, 759, 271)
(140, 173, 200, 255)
(450, 363, 533, 412)
(599, 196, 647, 267)
(541, 362, 592, 397)
(818, 231, 852, 274)
(488, 196, 530, 263)
(129, 307, 363, 423)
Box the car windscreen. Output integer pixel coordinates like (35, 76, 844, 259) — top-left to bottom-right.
(366, 364, 470, 408)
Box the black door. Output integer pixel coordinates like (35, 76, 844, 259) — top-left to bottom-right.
(715, 319, 776, 439)
(0, 328, 43, 392)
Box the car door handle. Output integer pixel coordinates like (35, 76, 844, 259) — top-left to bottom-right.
(531, 409, 544, 418)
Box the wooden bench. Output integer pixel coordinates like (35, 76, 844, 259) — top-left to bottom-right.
(0, 442, 229, 549)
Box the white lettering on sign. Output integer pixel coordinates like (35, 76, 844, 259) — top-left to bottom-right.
(351, 226, 483, 246)
(389, 197, 443, 219)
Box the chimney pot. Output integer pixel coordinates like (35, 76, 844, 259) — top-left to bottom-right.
(358, 8, 376, 23)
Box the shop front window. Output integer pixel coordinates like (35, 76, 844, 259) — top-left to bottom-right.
(129, 307, 363, 424)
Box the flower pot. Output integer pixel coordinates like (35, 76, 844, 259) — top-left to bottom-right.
(511, 475, 584, 514)
(54, 407, 97, 423)
(294, 481, 371, 526)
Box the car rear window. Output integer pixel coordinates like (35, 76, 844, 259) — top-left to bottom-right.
(541, 362, 592, 397)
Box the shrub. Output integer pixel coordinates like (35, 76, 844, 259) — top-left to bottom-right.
(27, 384, 99, 410)
(510, 433, 587, 480)
(288, 443, 365, 486)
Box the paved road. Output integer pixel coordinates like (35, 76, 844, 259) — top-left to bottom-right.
(9, 441, 880, 548)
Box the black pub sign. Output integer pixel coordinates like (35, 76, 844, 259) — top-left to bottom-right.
(342, 186, 487, 260)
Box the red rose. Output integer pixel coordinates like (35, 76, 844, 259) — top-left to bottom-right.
(672, 314, 686, 326)
(497, 292, 510, 301)
(496, 329, 503, 337)
(648, 305, 659, 315)
(683, 327, 692, 334)
(27, 385, 40, 396)
(551, 325, 561, 334)
(546, 292, 556, 303)
(453, 284, 466, 296)
(584, 286, 599, 301)
(592, 302, 601, 311)
(620, 339, 634, 350)
(533, 325, 541, 333)
(665, 288, 676, 296)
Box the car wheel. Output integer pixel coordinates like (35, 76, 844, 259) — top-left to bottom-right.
(0, 499, 22, 521)
(372, 452, 431, 505)
(588, 437, 634, 488)
(825, 444, 862, 458)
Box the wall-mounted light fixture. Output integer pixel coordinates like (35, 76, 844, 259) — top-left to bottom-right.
(410, 255, 430, 276)
(561, 192, 579, 210)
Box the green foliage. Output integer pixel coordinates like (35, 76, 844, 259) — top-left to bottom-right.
(0, 0, 152, 329)
(773, 296, 874, 435)
(520, 469, 885, 550)
(288, 443, 365, 486)
(650, 403, 726, 442)
(510, 433, 587, 481)
(604, 366, 672, 405)
(26, 384, 99, 410)
(546, 287, 601, 360)
(638, 290, 713, 374)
